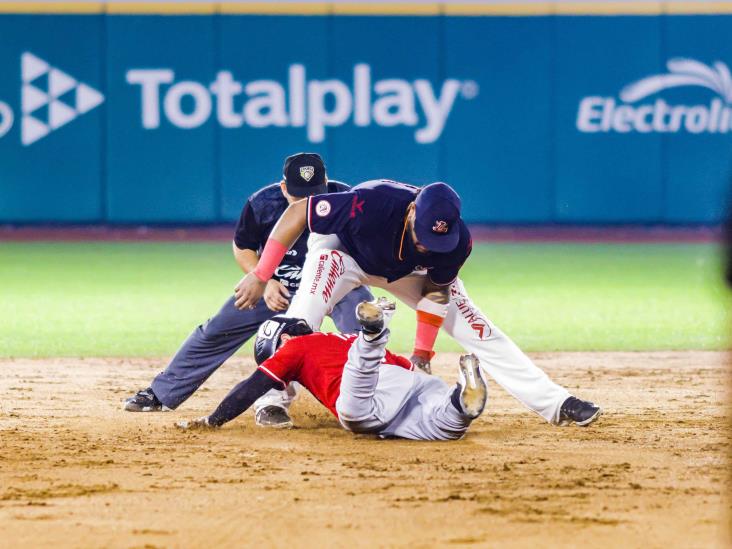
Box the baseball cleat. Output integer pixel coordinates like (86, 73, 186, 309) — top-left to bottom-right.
(457, 354, 488, 419)
(176, 416, 216, 431)
(123, 387, 169, 412)
(559, 396, 602, 426)
(356, 297, 396, 336)
(255, 405, 293, 428)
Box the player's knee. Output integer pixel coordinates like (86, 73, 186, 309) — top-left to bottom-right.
(422, 287, 449, 305)
(335, 394, 375, 424)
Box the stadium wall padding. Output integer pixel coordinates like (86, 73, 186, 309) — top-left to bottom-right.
(0, 11, 731, 224)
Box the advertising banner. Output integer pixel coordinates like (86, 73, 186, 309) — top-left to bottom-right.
(0, 8, 730, 223)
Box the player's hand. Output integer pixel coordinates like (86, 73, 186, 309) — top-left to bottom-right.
(234, 273, 267, 310)
(263, 279, 291, 312)
(410, 354, 432, 375)
(175, 416, 217, 430)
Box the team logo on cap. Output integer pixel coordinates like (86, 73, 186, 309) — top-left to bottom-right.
(300, 166, 315, 182)
(432, 220, 449, 234)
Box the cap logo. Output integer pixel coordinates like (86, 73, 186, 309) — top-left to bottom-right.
(300, 166, 315, 182)
(432, 220, 449, 234)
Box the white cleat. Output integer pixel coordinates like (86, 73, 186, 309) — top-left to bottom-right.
(457, 354, 488, 419)
(254, 405, 294, 428)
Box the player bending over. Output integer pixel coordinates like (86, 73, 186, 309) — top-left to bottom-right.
(177, 299, 488, 441)
(233, 179, 601, 427)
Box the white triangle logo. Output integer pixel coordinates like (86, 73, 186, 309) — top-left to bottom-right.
(20, 51, 104, 146)
(21, 52, 49, 83)
(22, 115, 49, 146)
(76, 83, 104, 114)
(49, 100, 76, 129)
(49, 68, 77, 98)
(22, 84, 48, 114)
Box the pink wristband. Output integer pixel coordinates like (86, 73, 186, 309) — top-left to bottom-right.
(252, 238, 288, 282)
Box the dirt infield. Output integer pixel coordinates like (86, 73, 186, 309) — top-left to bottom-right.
(1, 352, 730, 548)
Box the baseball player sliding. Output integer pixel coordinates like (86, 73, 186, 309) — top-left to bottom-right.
(177, 298, 489, 441)
(234, 177, 601, 427)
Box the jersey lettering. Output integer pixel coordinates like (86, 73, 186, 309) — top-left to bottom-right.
(322, 251, 345, 302)
(349, 194, 365, 218)
(310, 253, 329, 295)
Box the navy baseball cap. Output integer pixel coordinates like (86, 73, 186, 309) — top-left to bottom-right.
(413, 182, 462, 253)
(283, 152, 327, 197)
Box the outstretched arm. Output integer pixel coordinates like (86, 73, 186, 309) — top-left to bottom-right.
(234, 199, 308, 310)
(205, 370, 280, 427)
(412, 234, 471, 373)
(411, 279, 450, 374)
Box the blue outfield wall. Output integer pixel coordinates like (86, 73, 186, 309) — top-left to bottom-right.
(0, 12, 731, 224)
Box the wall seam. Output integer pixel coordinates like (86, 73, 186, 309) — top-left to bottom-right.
(100, 7, 109, 221)
(213, 2, 222, 222)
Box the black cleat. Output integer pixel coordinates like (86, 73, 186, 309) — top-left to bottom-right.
(559, 396, 601, 426)
(123, 387, 167, 412)
(255, 405, 293, 429)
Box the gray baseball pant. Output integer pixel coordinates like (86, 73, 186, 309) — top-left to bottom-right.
(336, 331, 473, 441)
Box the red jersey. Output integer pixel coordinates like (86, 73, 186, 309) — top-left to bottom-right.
(258, 332, 413, 417)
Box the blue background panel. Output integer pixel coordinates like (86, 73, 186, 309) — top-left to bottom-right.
(443, 16, 554, 223)
(554, 16, 664, 222)
(0, 15, 103, 222)
(328, 16, 442, 187)
(0, 12, 730, 225)
(105, 15, 217, 223)
(663, 15, 732, 223)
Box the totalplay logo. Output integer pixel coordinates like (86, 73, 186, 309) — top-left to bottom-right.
(126, 65, 478, 144)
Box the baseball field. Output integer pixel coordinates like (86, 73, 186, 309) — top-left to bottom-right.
(1, 237, 731, 547)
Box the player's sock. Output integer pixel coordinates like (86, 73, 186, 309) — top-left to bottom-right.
(450, 385, 466, 415)
(362, 328, 390, 344)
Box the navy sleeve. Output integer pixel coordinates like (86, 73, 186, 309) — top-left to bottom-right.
(207, 370, 278, 427)
(429, 237, 473, 286)
(306, 191, 358, 234)
(233, 200, 262, 251)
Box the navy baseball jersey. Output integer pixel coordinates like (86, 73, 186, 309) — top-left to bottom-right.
(234, 181, 350, 290)
(305, 180, 472, 284)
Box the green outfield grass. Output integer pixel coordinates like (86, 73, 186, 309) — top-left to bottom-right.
(0, 241, 729, 357)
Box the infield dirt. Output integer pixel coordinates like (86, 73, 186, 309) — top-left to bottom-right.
(1, 352, 730, 548)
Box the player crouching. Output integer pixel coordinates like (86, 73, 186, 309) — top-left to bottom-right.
(176, 298, 488, 441)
